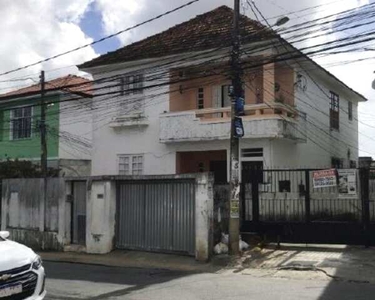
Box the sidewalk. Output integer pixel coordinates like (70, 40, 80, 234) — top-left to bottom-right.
(224, 244, 375, 284)
(40, 244, 375, 284)
(39, 250, 217, 273)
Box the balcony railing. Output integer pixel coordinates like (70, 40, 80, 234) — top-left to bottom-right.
(160, 103, 306, 143)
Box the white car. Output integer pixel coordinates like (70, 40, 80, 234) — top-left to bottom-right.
(0, 231, 46, 299)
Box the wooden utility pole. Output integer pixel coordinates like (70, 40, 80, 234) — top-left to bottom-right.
(228, 0, 242, 255)
(40, 70, 47, 177)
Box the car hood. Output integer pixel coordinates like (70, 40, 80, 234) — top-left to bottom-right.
(0, 240, 36, 271)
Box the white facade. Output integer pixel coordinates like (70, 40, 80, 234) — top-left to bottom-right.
(84, 51, 363, 179)
(58, 94, 93, 176)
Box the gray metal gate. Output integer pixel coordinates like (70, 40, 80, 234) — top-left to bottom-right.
(116, 180, 195, 255)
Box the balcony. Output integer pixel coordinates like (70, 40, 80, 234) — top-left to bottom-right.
(159, 103, 306, 143)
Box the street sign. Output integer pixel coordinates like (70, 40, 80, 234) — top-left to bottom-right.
(235, 97, 245, 115)
(234, 117, 244, 138)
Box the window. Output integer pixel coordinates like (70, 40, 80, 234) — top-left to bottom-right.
(330, 91, 339, 130)
(197, 88, 204, 109)
(331, 157, 343, 169)
(119, 154, 143, 175)
(348, 101, 353, 121)
(279, 180, 291, 192)
(350, 160, 357, 168)
(10, 106, 32, 140)
(242, 148, 263, 158)
(132, 155, 143, 175)
(120, 74, 144, 96)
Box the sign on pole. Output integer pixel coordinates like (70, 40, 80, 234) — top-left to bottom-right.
(312, 169, 337, 188)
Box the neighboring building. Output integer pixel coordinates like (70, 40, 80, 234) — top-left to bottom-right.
(79, 6, 365, 181)
(0, 75, 92, 176)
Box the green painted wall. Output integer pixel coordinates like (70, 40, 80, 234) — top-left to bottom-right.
(0, 95, 60, 160)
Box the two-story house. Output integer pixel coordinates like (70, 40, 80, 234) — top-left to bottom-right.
(0, 75, 93, 176)
(79, 6, 366, 182)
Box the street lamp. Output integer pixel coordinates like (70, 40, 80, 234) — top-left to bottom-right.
(275, 16, 290, 27)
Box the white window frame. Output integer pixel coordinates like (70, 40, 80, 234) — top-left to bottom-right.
(118, 154, 144, 175)
(10, 106, 33, 140)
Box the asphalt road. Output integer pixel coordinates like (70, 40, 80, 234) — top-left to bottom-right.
(44, 261, 375, 300)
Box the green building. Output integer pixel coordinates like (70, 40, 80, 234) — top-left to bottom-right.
(0, 75, 92, 176)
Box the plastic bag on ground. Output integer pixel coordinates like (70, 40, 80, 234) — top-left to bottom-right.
(240, 240, 249, 251)
(214, 242, 229, 255)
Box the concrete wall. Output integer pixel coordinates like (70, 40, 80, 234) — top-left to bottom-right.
(1, 178, 66, 251)
(86, 180, 116, 254)
(59, 159, 91, 177)
(85, 174, 214, 261)
(194, 173, 214, 261)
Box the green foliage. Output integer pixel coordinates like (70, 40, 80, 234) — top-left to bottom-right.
(0, 159, 59, 179)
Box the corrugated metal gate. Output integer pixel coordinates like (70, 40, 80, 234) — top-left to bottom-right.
(116, 180, 195, 255)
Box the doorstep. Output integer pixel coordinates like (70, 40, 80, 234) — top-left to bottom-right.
(63, 244, 87, 253)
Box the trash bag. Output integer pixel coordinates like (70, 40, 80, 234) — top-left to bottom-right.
(240, 240, 249, 251)
(214, 242, 229, 255)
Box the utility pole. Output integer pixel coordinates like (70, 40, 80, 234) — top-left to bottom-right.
(40, 70, 48, 231)
(40, 70, 47, 177)
(228, 0, 242, 255)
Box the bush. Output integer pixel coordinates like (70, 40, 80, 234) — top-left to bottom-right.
(0, 159, 59, 179)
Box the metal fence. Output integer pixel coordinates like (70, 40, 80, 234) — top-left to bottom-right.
(241, 168, 374, 245)
(116, 179, 195, 255)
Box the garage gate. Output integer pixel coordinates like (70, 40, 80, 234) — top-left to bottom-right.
(116, 179, 195, 255)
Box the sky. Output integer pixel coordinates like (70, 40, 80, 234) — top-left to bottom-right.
(0, 0, 374, 156)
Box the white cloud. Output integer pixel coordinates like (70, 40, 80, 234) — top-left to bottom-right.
(0, 0, 97, 93)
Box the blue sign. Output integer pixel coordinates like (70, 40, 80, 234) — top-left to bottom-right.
(234, 117, 244, 138)
(235, 97, 245, 115)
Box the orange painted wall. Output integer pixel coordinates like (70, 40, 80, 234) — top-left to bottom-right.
(169, 71, 228, 112)
(169, 64, 294, 112)
(275, 64, 295, 106)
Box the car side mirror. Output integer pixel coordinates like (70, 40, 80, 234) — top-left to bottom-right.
(0, 231, 10, 239)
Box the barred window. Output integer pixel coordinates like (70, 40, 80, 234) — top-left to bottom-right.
(11, 106, 32, 140)
(120, 74, 144, 96)
(331, 157, 343, 169)
(197, 88, 204, 109)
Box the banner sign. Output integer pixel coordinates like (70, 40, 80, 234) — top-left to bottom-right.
(313, 169, 337, 188)
(338, 169, 357, 197)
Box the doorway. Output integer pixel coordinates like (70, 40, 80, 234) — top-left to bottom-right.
(72, 181, 87, 245)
